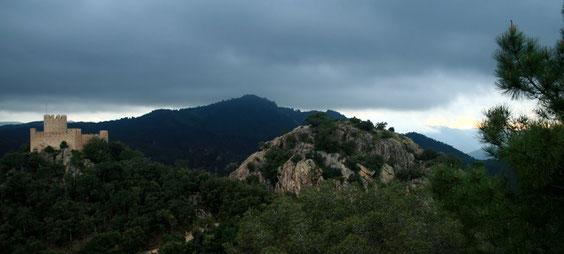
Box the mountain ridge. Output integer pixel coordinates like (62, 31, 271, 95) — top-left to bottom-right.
(404, 132, 476, 165)
(0, 95, 346, 175)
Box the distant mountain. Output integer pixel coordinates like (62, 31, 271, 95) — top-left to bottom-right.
(404, 132, 476, 165)
(0, 95, 346, 175)
(468, 148, 492, 160)
(405, 132, 510, 177)
(0, 122, 21, 126)
(421, 127, 481, 154)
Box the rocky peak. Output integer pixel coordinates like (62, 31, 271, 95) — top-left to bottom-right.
(230, 120, 425, 194)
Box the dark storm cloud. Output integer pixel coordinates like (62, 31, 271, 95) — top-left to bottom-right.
(0, 0, 561, 113)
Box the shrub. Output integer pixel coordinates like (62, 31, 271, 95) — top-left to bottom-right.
(247, 162, 256, 172)
(258, 142, 269, 151)
(381, 130, 394, 139)
(376, 122, 388, 130)
(321, 166, 343, 180)
(305, 112, 328, 127)
(395, 167, 424, 181)
(82, 137, 110, 163)
(44, 146, 55, 154)
(360, 155, 384, 174)
(262, 147, 291, 183)
(348, 173, 363, 185)
(416, 149, 439, 161)
(59, 141, 68, 150)
(285, 134, 297, 149)
(291, 154, 303, 164)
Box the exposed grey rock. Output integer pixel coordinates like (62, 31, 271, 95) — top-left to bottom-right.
(229, 122, 425, 194)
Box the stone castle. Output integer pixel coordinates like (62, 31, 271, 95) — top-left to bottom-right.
(30, 115, 108, 152)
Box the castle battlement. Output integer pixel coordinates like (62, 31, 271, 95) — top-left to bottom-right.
(30, 115, 108, 152)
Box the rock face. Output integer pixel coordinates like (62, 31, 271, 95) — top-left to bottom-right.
(229, 121, 425, 194)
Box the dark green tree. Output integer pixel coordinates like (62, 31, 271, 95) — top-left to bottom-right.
(493, 19, 564, 121)
(81, 137, 111, 163)
(375, 121, 387, 130)
(305, 112, 328, 127)
(431, 10, 564, 253)
(59, 141, 68, 150)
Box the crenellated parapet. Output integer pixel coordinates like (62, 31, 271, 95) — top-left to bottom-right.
(30, 115, 108, 152)
(43, 115, 68, 133)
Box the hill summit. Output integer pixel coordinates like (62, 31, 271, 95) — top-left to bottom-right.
(230, 116, 428, 194)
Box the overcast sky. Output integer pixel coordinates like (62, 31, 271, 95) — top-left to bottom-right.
(1, 0, 562, 150)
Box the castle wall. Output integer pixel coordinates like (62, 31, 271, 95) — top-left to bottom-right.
(30, 128, 80, 152)
(80, 131, 109, 147)
(30, 115, 109, 152)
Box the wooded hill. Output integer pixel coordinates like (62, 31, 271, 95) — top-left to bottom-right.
(0, 95, 345, 176)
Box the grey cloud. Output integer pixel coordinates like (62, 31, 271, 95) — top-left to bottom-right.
(0, 0, 561, 114)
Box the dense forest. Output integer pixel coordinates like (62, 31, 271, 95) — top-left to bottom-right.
(0, 139, 273, 253)
(0, 136, 464, 253)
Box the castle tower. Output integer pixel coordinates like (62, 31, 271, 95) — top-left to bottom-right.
(43, 115, 67, 133)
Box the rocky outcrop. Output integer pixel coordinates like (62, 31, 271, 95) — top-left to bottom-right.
(230, 122, 426, 194)
(39, 148, 92, 176)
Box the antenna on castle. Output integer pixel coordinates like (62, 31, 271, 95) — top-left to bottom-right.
(45, 104, 48, 115)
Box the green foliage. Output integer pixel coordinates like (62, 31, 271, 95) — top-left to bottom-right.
(435, 153, 461, 168)
(349, 117, 374, 131)
(347, 173, 363, 185)
(290, 154, 302, 164)
(284, 134, 297, 150)
(395, 166, 424, 181)
(297, 132, 311, 143)
(430, 165, 519, 252)
(224, 162, 239, 172)
(343, 157, 360, 173)
(313, 120, 340, 153)
(247, 161, 256, 172)
(82, 137, 110, 163)
(359, 154, 384, 173)
(231, 182, 464, 254)
(310, 151, 343, 181)
(405, 132, 477, 166)
(305, 112, 328, 127)
(343, 154, 383, 176)
(258, 141, 269, 151)
(44, 145, 55, 154)
(430, 13, 564, 253)
(0, 143, 273, 253)
(321, 166, 343, 180)
(59, 141, 68, 150)
(375, 121, 387, 130)
(312, 120, 358, 156)
(494, 21, 564, 121)
(416, 149, 439, 161)
(262, 147, 291, 184)
(380, 130, 394, 139)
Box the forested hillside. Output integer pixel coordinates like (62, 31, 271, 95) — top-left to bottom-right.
(0, 139, 273, 253)
(404, 132, 476, 165)
(1, 135, 466, 253)
(0, 95, 345, 176)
